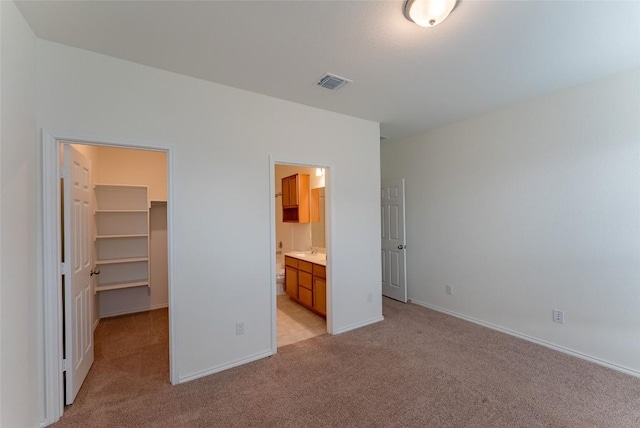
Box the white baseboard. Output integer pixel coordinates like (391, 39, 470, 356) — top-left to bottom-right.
(333, 315, 384, 335)
(178, 350, 275, 384)
(177, 315, 385, 384)
(93, 317, 99, 332)
(409, 298, 640, 379)
(100, 303, 168, 319)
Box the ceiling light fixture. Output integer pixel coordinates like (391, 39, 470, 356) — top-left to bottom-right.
(403, 0, 457, 27)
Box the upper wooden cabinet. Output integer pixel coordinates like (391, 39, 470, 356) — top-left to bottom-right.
(282, 173, 310, 223)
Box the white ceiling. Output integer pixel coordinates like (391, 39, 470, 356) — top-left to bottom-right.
(16, 0, 640, 141)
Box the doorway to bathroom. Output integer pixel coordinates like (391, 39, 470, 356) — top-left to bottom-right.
(274, 163, 329, 347)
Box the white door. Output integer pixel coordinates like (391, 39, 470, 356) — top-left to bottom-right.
(381, 179, 407, 302)
(63, 144, 94, 404)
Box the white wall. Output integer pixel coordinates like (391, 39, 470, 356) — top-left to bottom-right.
(92, 146, 168, 317)
(0, 1, 39, 426)
(94, 146, 167, 201)
(37, 39, 382, 395)
(381, 68, 640, 374)
(149, 203, 168, 308)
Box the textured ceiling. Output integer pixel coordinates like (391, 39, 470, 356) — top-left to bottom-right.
(16, 0, 640, 141)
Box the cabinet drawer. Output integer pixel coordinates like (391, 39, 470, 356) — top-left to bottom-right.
(313, 264, 326, 278)
(298, 260, 313, 273)
(298, 271, 312, 289)
(298, 286, 313, 307)
(285, 256, 297, 268)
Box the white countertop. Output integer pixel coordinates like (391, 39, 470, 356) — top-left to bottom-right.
(284, 251, 327, 266)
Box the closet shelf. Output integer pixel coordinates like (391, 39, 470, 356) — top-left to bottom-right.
(95, 280, 149, 293)
(95, 256, 149, 265)
(95, 234, 148, 239)
(95, 209, 148, 213)
(94, 184, 150, 297)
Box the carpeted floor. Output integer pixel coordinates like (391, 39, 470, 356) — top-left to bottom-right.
(53, 298, 640, 427)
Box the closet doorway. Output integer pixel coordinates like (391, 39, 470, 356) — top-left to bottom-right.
(62, 143, 169, 404)
(42, 131, 176, 424)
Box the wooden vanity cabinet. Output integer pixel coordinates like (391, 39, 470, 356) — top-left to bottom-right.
(313, 264, 327, 316)
(284, 255, 326, 318)
(297, 260, 313, 307)
(282, 173, 310, 223)
(285, 256, 298, 298)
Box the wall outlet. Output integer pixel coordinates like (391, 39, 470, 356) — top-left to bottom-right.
(367, 292, 373, 303)
(446, 285, 453, 295)
(552, 310, 564, 324)
(236, 321, 245, 335)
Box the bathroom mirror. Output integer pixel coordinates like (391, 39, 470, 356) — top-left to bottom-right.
(311, 187, 325, 248)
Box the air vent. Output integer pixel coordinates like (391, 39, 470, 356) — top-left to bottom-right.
(315, 73, 351, 91)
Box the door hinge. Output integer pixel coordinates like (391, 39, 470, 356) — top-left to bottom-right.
(61, 262, 69, 275)
(60, 167, 70, 179)
(62, 358, 69, 372)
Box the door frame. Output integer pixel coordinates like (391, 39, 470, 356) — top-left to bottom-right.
(41, 129, 178, 425)
(269, 157, 334, 352)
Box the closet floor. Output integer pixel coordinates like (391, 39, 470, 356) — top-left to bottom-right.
(55, 309, 169, 425)
(277, 294, 326, 347)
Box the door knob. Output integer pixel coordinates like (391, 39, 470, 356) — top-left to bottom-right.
(397, 245, 406, 250)
(90, 269, 100, 276)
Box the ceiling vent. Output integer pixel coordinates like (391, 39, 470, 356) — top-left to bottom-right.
(315, 73, 351, 91)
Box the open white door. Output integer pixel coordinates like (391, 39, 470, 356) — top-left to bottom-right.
(63, 144, 94, 404)
(381, 179, 407, 302)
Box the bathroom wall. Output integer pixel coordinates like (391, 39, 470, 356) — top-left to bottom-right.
(275, 164, 325, 254)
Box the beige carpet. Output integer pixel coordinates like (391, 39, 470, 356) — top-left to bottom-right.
(53, 298, 640, 427)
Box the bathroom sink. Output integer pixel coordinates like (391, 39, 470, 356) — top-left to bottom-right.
(287, 252, 326, 265)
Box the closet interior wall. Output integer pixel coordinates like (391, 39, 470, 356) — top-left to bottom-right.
(69, 144, 168, 323)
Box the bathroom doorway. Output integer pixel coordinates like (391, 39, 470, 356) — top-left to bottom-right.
(273, 163, 329, 347)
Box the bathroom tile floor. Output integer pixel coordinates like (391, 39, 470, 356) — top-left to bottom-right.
(277, 294, 326, 347)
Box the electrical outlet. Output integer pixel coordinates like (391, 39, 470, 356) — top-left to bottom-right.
(552, 310, 564, 324)
(367, 292, 373, 303)
(236, 321, 245, 335)
(446, 285, 453, 295)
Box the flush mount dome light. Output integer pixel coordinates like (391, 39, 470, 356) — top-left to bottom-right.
(403, 0, 457, 27)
